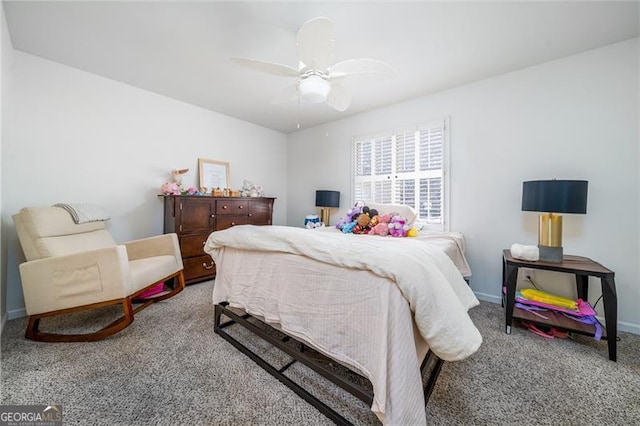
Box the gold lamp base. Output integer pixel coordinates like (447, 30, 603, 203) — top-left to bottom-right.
(320, 207, 331, 226)
(538, 213, 563, 262)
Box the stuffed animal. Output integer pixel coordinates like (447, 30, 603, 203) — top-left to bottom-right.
(369, 222, 390, 236)
(388, 214, 409, 237)
(171, 168, 189, 191)
(335, 205, 362, 231)
(160, 181, 181, 195)
(341, 221, 357, 234)
(349, 206, 363, 222)
(357, 213, 371, 228)
(241, 179, 264, 197)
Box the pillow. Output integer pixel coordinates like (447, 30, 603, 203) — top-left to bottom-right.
(364, 202, 418, 225)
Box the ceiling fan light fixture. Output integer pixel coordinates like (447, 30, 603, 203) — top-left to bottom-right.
(299, 75, 330, 103)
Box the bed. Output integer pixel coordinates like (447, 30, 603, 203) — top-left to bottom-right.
(204, 224, 481, 425)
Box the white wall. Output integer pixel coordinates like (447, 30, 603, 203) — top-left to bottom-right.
(2, 51, 287, 318)
(287, 38, 640, 333)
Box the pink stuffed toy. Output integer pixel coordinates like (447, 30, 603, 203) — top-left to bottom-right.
(369, 222, 390, 236)
(161, 181, 181, 195)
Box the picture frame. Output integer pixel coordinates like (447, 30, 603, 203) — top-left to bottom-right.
(198, 158, 230, 191)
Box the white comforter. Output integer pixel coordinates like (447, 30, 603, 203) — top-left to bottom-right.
(205, 225, 481, 361)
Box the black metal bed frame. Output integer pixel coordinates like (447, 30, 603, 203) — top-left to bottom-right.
(214, 302, 444, 425)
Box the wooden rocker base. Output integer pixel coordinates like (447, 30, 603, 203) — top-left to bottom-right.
(25, 270, 186, 343)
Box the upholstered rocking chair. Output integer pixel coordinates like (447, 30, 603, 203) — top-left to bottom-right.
(13, 205, 186, 342)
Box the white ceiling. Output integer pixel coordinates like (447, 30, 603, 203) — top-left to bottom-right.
(4, 1, 639, 134)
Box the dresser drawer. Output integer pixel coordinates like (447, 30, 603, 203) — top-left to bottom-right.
(180, 233, 210, 258)
(216, 216, 248, 231)
(216, 200, 249, 215)
(162, 196, 275, 285)
(183, 255, 216, 282)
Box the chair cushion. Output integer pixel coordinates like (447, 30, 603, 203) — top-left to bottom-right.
(128, 256, 180, 294)
(37, 231, 117, 259)
(20, 207, 106, 237)
(14, 207, 115, 261)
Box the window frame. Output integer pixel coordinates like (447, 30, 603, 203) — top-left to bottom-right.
(351, 117, 450, 232)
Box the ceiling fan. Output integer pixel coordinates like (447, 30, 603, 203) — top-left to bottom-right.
(231, 17, 394, 112)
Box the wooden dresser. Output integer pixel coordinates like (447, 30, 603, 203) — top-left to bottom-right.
(162, 195, 275, 285)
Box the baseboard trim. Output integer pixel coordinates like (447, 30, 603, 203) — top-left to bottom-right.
(1, 311, 6, 335)
(473, 291, 502, 305)
(8, 307, 26, 320)
(614, 319, 639, 335)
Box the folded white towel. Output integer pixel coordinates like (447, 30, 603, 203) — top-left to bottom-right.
(510, 243, 539, 261)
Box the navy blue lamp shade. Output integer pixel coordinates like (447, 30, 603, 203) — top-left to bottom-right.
(522, 180, 588, 214)
(522, 179, 588, 263)
(315, 190, 340, 208)
(315, 190, 340, 226)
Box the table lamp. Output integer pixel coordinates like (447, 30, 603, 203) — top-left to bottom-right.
(315, 190, 340, 226)
(521, 180, 588, 262)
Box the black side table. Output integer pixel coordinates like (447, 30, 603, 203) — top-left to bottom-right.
(502, 249, 617, 361)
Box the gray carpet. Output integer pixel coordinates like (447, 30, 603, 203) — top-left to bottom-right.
(2, 280, 639, 425)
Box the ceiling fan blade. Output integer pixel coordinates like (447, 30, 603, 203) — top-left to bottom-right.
(329, 58, 395, 78)
(325, 82, 351, 112)
(231, 57, 299, 77)
(296, 17, 335, 72)
(270, 84, 300, 105)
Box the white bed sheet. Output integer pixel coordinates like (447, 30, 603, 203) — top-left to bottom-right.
(212, 247, 430, 425)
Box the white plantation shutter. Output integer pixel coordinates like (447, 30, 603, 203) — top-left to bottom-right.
(352, 119, 449, 230)
(374, 137, 392, 175)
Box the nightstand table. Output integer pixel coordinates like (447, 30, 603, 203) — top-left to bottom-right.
(502, 249, 617, 361)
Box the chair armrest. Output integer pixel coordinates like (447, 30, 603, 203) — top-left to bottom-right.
(123, 233, 183, 268)
(19, 246, 131, 316)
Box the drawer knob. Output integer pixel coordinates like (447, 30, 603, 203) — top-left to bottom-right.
(238, 205, 244, 209)
(231, 222, 236, 226)
(202, 241, 206, 245)
(210, 214, 215, 218)
(203, 262, 214, 270)
(222, 205, 228, 209)
(248, 213, 252, 217)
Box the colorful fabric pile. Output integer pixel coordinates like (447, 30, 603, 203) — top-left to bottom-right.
(515, 288, 602, 340)
(335, 205, 418, 237)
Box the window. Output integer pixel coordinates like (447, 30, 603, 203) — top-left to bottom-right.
(352, 119, 449, 230)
